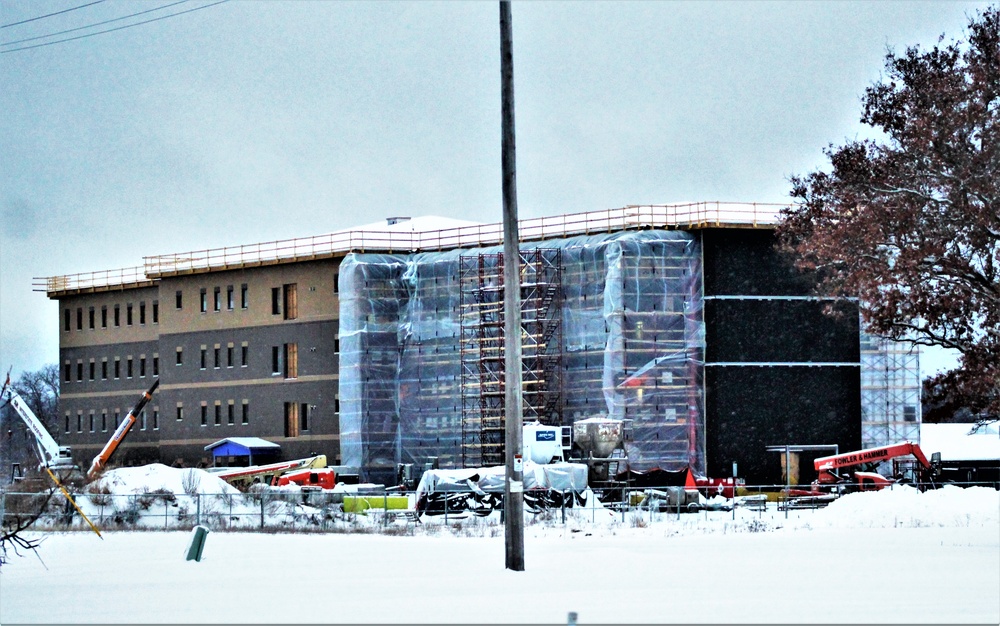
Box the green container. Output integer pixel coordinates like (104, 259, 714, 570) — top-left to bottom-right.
(186, 525, 209, 562)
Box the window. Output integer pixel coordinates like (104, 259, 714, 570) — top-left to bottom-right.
(227, 285, 234, 310)
(176, 347, 183, 366)
(127, 357, 134, 379)
(101, 306, 108, 328)
(114, 358, 121, 379)
(153, 408, 158, 430)
(214, 403, 221, 426)
(335, 396, 340, 413)
(300, 403, 309, 432)
(140, 409, 147, 431)
(88, 361, 95, 381)
(201, 404, 207, 426)
(175, 290, 183, 309)
(284, 343, 298, 378)
(127, 303, 133, 326)
(241, 343, 248, 367)
(76, 307, 83, 330)
(284, 402, 299, 438)
(200, 288, 207, 313)
(140, 356, 146, 378)
(176, 403, 184, 421)
(214, 345, 221, 369)
(139, 302, 146, 325)
(213, 287, 221, 312)
(114, 304, 121, 327)
(903, 406, 917, 422)
(272, 346, 281, 375)
(334, 274, 339, 294)
(240, 284, 248, 309)
(102, 360, 108, 380)
(101, 411, 107, 432)
(89, 412, 94, 432)
(271, 287, 281, 315)
(114, 410, 121, 427)
(76, 361, 83, 382)
(241, 400, 249, 425)
(200, 346, 207, 370)
(152, 300, 159, 324)
(153, 354, 159, 376)
(76, 413, 82, 432)
(335, 336, 340, 353)
(64, 309, 71, 332)
(283, 283, 298, 320)
(227, 344, 234, 368)
(227, 401, 235, 425)
(89, 307, 95, 329)
(64, 362, 71, 383)
(65, 414, 70, 433)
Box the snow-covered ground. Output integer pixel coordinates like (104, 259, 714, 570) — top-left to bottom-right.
(1, 467, 998, 624)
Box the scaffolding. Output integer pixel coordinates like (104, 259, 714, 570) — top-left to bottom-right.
(861, 334, 921, 449)
(459, 249, 563, 467)
(339, 230, 706, 482)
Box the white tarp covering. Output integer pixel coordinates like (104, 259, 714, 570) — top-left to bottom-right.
(415, 461, 589, 499)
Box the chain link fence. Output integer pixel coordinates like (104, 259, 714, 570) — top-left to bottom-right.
(1, 480, 995, 534)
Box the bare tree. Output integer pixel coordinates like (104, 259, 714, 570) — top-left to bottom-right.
(1, 366, 63, 568)
(0, 485, 59, 568)
(1, 365, 61, 482)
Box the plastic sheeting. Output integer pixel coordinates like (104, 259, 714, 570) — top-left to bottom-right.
(339, 230, 705, 482)
(415, 461, 590, 497)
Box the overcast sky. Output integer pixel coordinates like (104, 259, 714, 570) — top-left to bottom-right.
(1, 0, 984, 378)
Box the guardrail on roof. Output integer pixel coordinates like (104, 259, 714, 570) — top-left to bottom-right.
(33, 266, 153, 297)
(37, 202, 787, 296)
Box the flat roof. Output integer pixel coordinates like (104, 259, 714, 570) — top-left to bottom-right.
(36, 202, 787, 297)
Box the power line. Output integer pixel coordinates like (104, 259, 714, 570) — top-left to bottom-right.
(1, 0, 228, 54)
(1, 1, 106, 29)
(1, 1, 192, 47)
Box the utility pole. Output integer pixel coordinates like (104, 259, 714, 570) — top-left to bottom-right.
(500, 0, 525, 572)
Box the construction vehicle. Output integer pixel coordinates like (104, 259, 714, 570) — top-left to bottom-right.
(212, 454, 327, 490)
(813, 441, 941, 492)
(1, 372, 75, 472)
(272, 466, 337, 490)
(2, 371, 102, 537)
(87, 379, 160, 480)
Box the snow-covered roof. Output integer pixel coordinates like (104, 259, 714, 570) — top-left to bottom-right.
(921, 422, 1000, 461)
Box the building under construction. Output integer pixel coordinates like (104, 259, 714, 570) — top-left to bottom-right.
(36, 203, 921, 485)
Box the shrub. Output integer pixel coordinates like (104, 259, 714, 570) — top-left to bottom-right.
(181, 469, 201, 497)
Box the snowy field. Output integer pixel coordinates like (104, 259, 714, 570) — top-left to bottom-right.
(2, 482, 997, 624)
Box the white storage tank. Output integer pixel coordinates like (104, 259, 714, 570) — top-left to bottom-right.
(522, 422, 565, 464)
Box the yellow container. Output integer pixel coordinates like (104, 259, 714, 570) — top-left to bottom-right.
(342, 495, 410, 513)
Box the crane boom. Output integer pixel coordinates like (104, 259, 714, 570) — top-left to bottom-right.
(1, 373, 75, 470)
(814, 441, 932, 473)
(87, 379, 160, 480)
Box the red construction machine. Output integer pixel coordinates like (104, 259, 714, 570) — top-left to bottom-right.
(812, 441, 941, 492)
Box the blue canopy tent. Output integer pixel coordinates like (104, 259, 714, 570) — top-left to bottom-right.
(205, 437, 280, 467)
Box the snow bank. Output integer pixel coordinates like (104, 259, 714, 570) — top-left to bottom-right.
(791, 484, 1000, 529)
(90, 464, 239, 496)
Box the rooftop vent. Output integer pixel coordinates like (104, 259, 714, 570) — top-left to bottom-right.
(386, 216, 411, 226)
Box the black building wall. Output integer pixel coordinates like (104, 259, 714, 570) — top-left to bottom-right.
(702, 228, 861, 485)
